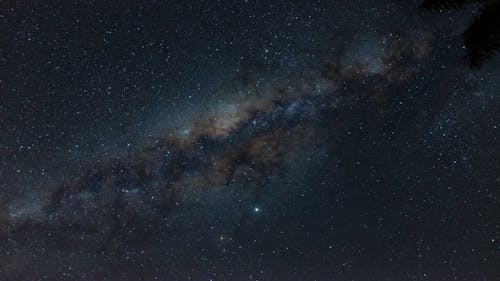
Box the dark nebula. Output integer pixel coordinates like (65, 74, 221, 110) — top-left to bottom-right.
(0, 1, 499, 280)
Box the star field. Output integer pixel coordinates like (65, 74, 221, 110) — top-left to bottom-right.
(0, 1, 499, 280)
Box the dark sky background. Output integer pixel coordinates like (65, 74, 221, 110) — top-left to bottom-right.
(0, 1, 499, 280)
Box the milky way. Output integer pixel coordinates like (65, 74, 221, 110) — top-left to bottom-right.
(1, 1, 500, 280)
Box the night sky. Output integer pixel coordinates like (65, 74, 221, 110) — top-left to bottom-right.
(1, 1, 499, 280)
